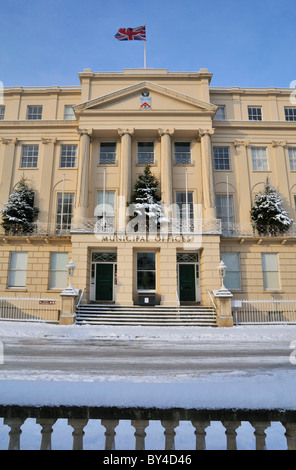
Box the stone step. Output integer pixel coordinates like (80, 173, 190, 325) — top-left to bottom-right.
(75, 304, 217, 326)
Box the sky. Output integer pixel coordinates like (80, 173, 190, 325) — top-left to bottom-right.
(0, 0, 295, 89)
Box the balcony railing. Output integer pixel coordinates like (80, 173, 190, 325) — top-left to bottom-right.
(221, 222, 296, 238)
(70, 217, 222, 235)
(0, 222, 71, 238)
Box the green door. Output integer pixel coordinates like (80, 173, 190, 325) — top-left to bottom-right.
(96, 264, 113, 301)
(179, 264, 196, 302)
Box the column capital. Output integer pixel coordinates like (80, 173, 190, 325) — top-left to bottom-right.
(198, 128, 215, 138)
(234, 139, 250, 148)
(158, 128, 174, 137)
(1, 137, 18, 145)
(118, 128, 134, 137)
(41, 137, 57, 145)
(77, 128, 93, 139)
(272, 140, 287, 148)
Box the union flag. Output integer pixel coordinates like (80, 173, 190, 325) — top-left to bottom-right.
(115, 25, 146, 41)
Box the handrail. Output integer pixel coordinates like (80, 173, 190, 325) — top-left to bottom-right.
(207, 288, 217, 310)
(76, 288, 85, 309)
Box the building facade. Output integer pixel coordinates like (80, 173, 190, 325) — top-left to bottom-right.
(1, 68, 296, 309)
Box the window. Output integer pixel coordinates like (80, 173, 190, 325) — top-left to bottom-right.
(261, 253, 280, 290)
(8, 252, 28, 288)
(285, 108, 296, 121)
(64, 105, 76, 120)
(248, 106, 262, 121)
(221, 253, 241, 290)
(26, 106, 42, 120)
(216, 195, 234, 228)
(137, 252, 156, 290)
(214, 106, 226, 120)
(0, 106, 5, 120)
(288, 148, 296, 171)
(251, 147, 268, 171)
(174, 142, 191, 164)
(213, 147, 230, 170)
(96, 191, 116, 231)
(176, 191, 194, 231)
(49, 252, 68, 289)
(99, 142, 116, 164)
(20, 145, 39, 168)
(137, 142, 154, 164)
(60, 145, 77, 168)
(56, 193, 75, 232)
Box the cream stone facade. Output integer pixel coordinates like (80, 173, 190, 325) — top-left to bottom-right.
(1, 68, 296, 316)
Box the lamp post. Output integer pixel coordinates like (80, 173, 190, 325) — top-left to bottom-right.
(64, 259, 78, 294)
(217, 260, 227, 291)
(60, 259, 79, 325)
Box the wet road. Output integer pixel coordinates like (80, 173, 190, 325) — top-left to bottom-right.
(0, 336, 293, 380)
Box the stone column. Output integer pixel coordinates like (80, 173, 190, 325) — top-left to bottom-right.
(233, 140, 251, 223)
(0, 138, 18, 206)
(213, 290, 234, 327)
(75, 129, 93, 220)
(191, 420, 210, 450)
(250, 421, 271, 450)
(198, 129, 216, 219)
(158, 128, 174, 208)
(282, 422, 296, 450)
(40, 137, 56, 223)
(4, 418, 25, 450)
(101, 419, 119, 450)
(36, 418, 57, 450)
(59, 289, 79, 325)
(161, 420, 179, 450)
(131, 420, 149, 450)
(68, 419, 88, 450)
(222, 420, 241, 450)
(118, 128, 134, 232)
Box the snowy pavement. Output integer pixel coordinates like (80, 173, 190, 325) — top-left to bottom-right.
(0, 321, 296, 410)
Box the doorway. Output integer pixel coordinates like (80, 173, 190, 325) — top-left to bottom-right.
(177, 252, 200, 303)
(90, 252, 117, 302)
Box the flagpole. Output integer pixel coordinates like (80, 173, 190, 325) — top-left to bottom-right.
(144, 23, 146, 68)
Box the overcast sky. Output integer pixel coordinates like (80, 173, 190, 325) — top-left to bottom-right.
(0, 0, 295, 88)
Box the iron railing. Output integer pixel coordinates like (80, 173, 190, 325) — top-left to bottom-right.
(0, 297, 61, 323)
(232, 299, 296, 324)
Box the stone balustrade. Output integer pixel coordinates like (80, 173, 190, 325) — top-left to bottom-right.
(1, 406, 295, 451)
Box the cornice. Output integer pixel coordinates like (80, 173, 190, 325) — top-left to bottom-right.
(0, 120, 78, 129)
(213, 120, 296, 130)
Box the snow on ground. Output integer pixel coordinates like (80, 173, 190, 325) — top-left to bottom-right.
(0, 321, 296, 410)
(1, 322, 296, 449)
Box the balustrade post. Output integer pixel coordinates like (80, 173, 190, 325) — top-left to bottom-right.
(68, 419, 88, 450)
(131, 419, 149, 450)
(250, 421, 271, 450)
(282, 422, 296, 450)
(222, 420, 241, 450)
(161, 420, 179, 450)
(36, 418, 57, 450)
(4, 418, 25, 450)
(191, 420, 210, 450)
(101, 419, 119, 450)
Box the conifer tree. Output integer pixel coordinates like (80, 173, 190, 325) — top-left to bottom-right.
(1, 176, 39, 234)
(250, 178, 293, 235)
(129, 165, 165, 231)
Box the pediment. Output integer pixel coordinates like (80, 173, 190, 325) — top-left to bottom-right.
(73, 81, 217, 115)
